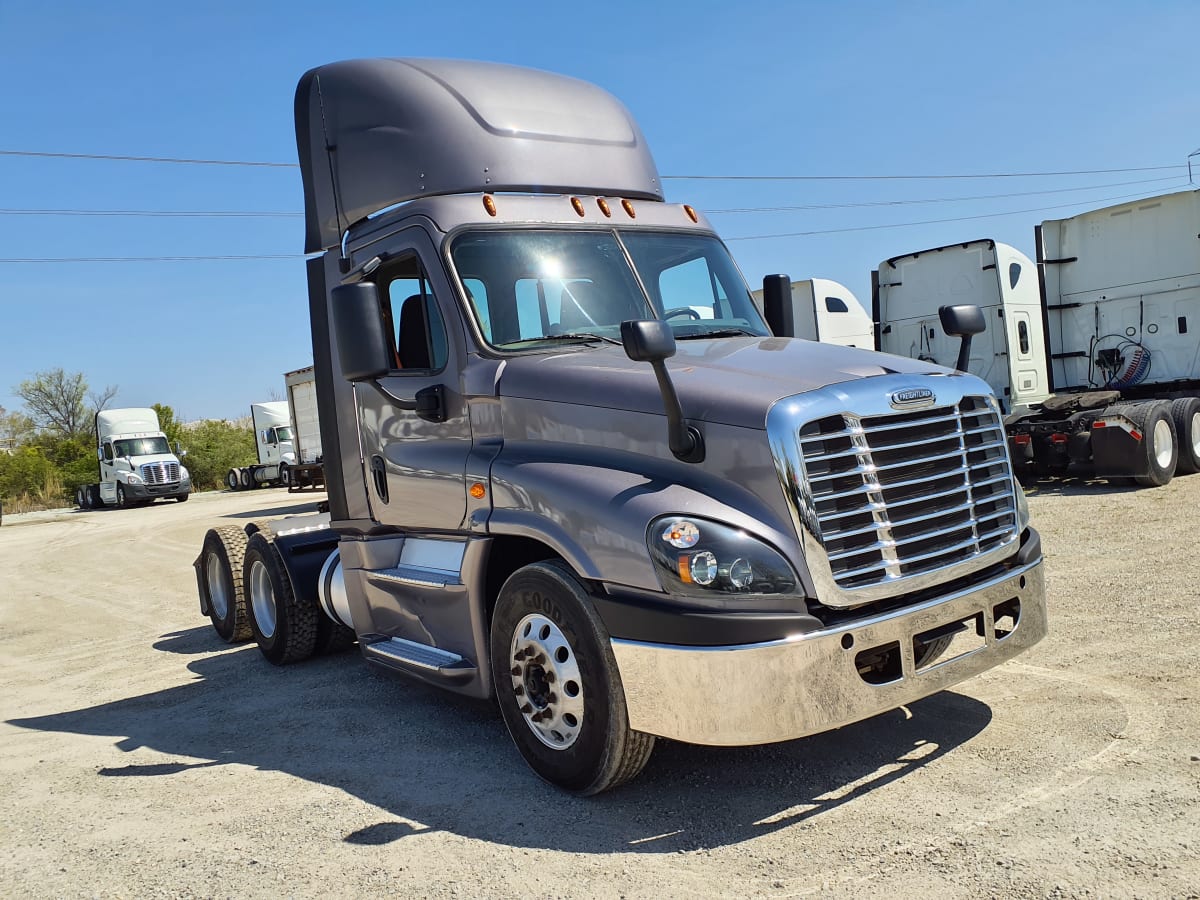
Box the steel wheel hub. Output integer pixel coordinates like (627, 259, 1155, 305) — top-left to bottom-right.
(249, 559, 277, 638)
(509, 613, 584, 750)
(206, 555, 231, 619)
(1152, 418, 1173, 469)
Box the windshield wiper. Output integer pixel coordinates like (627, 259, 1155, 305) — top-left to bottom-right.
(509, 332, 624, 347)
(676, 327, 760, 340)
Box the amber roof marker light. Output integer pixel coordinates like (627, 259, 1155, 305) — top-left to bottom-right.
(571, 197, 586, 217)
(684, 205, 699, 223)
(597, 198, 612, 217)
(482, 195, 498, 217)
(621, 199, 636, 218)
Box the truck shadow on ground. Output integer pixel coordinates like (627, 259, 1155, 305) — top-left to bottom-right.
(10, 627, 993, 854)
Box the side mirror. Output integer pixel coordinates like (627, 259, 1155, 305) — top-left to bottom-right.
(620, 320, 703, 463)
(761, 274, 794, 337)
(621, 319, 676, 362)
(938, 304, 986, 372)
(331, 282, 393, 381)
(96, 447, 104, 462)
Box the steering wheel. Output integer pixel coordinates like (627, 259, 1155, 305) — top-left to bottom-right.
(663, 307, 702, 320)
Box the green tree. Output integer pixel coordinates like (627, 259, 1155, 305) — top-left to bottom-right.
(181, 419, 255, 490)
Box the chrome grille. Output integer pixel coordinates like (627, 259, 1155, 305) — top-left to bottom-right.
(797, 396, 1017, 592)
(140, 461, 181, 485)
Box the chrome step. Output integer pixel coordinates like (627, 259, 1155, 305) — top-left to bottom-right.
(361, 635, 470, 672)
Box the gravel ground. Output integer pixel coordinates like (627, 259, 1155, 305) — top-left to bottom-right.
(1, 480, 1198, 898)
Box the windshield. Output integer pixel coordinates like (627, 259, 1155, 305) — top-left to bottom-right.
(276, 426, 293, 442)
(449, 229, 770, 350)
(114, 436, 170, 457)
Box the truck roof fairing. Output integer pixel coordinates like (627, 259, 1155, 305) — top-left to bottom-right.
(295, 58, 664, 253)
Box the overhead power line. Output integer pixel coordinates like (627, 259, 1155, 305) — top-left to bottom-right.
(724, 185, 1195, 241)
(0, 148, 1187, 180)
(0, 175, 1187, 221)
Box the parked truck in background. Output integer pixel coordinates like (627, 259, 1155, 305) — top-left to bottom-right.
(874, 189, 1200, 487)
(753, 277, 874, 347)
(194, 57, 1047, 794)
(282, 366, 324, 491)
(225, 402, 295, 490)
(77, 408, 190, 509)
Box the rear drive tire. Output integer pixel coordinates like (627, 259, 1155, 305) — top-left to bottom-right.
(1170, 397, 1200, 475)
(243, 531, 318, 665)
(489, 560, 654, 795)
(239, 468, 254, 490)
(226, 469, 241, 491)
(86, 485, 101, 509)
(200, 526, 252, 643)
(279, 463, 291, 488)
(1131, 400, 1177, 487)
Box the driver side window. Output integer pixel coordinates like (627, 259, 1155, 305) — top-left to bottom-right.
(102, 442, 114, 463)
(383, 257, 448, 372)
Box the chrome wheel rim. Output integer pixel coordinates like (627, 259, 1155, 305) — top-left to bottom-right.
(206, 554, 231, 620)
(249, 559, 277, 638)
(1152, 418, 1173, 469)
(509, 613, 584, 750)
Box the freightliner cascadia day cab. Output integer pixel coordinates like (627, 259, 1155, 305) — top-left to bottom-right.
(874, 190, 1200, 486)
(751, 278, 874, 348)
(194, 58, 1048, 794)
(225, 402, 296, 490)
(78, 408, 190, 509)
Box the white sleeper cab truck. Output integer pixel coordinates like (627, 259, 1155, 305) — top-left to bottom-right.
(78, 408, 190, 509)
(194, 58, 1047, 794)
(753, 277, 874, 348)
(226, 402, 296, 490)
(875, 192, 1200, 486)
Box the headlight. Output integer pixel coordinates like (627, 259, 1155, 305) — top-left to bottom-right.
(180, 466, 190, 479)
(648, 516, 797, 597)
(126, 473, 143, 485)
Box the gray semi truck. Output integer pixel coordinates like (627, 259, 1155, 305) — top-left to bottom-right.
(195, 57, 1048, 794)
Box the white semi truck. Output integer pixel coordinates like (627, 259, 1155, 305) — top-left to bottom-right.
(873, 189, 1200, 486)
(753, 277, 874, 347)
(194, 57, 1047, 794)
(225, 402, 295, 490)
(77, 408, 190, 508)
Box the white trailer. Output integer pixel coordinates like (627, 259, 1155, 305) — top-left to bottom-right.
(874, 189, 1200, 486)
(225, 402, 295, 490)
(755, 277, 874, 347)
(77, 408, 190, 509)
(283, 367, 324, 491)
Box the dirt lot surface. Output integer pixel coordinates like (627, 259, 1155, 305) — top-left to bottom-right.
(1, 481, 1198, 898)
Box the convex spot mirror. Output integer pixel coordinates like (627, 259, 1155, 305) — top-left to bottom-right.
(331, 282, 393, 381)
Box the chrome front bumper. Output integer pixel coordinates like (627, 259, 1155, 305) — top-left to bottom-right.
(610, 557, 1046, 746)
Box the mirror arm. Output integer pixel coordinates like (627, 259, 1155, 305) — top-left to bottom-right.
(648, 360, 705, 463)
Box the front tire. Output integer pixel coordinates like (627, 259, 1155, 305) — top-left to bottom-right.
(489, 560, 654, 795)
(116, 484, 129, 509)
(200, 526, 252, 643)
(243, 532, 318, 665)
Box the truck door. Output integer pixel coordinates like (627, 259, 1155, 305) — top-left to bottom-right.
(354, 236, 472, 530)
(98, 440, 117, 502)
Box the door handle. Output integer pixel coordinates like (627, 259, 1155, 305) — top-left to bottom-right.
(370, 455, 389, 504)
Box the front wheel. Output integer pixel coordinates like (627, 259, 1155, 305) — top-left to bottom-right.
(489, 560, 654, 795)
(116, 484, 129, 509)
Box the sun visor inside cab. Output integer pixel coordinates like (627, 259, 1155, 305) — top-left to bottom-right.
(294, 58, 664, 253)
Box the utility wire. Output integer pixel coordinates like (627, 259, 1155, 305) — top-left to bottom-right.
(0, 175, 1185, 220)
(707, 175, 1184, 214)
(724, 184, 1195, 241)
(0, 148, 1187, 180)
(1, 181, 1184, 261)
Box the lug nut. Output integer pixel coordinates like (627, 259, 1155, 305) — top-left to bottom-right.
(510, 666, 521, 676)
(546, 692, 557, 704)
(514, 685, 524, 696)
(520, 703, 533, 714)
(544, 671, 556, 683)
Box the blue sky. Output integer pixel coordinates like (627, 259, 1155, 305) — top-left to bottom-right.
(1, 1, 1196, 421)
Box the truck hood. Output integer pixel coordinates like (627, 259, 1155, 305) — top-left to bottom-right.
(497, 336, 947, 429)
(120, 453, 181, 469)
